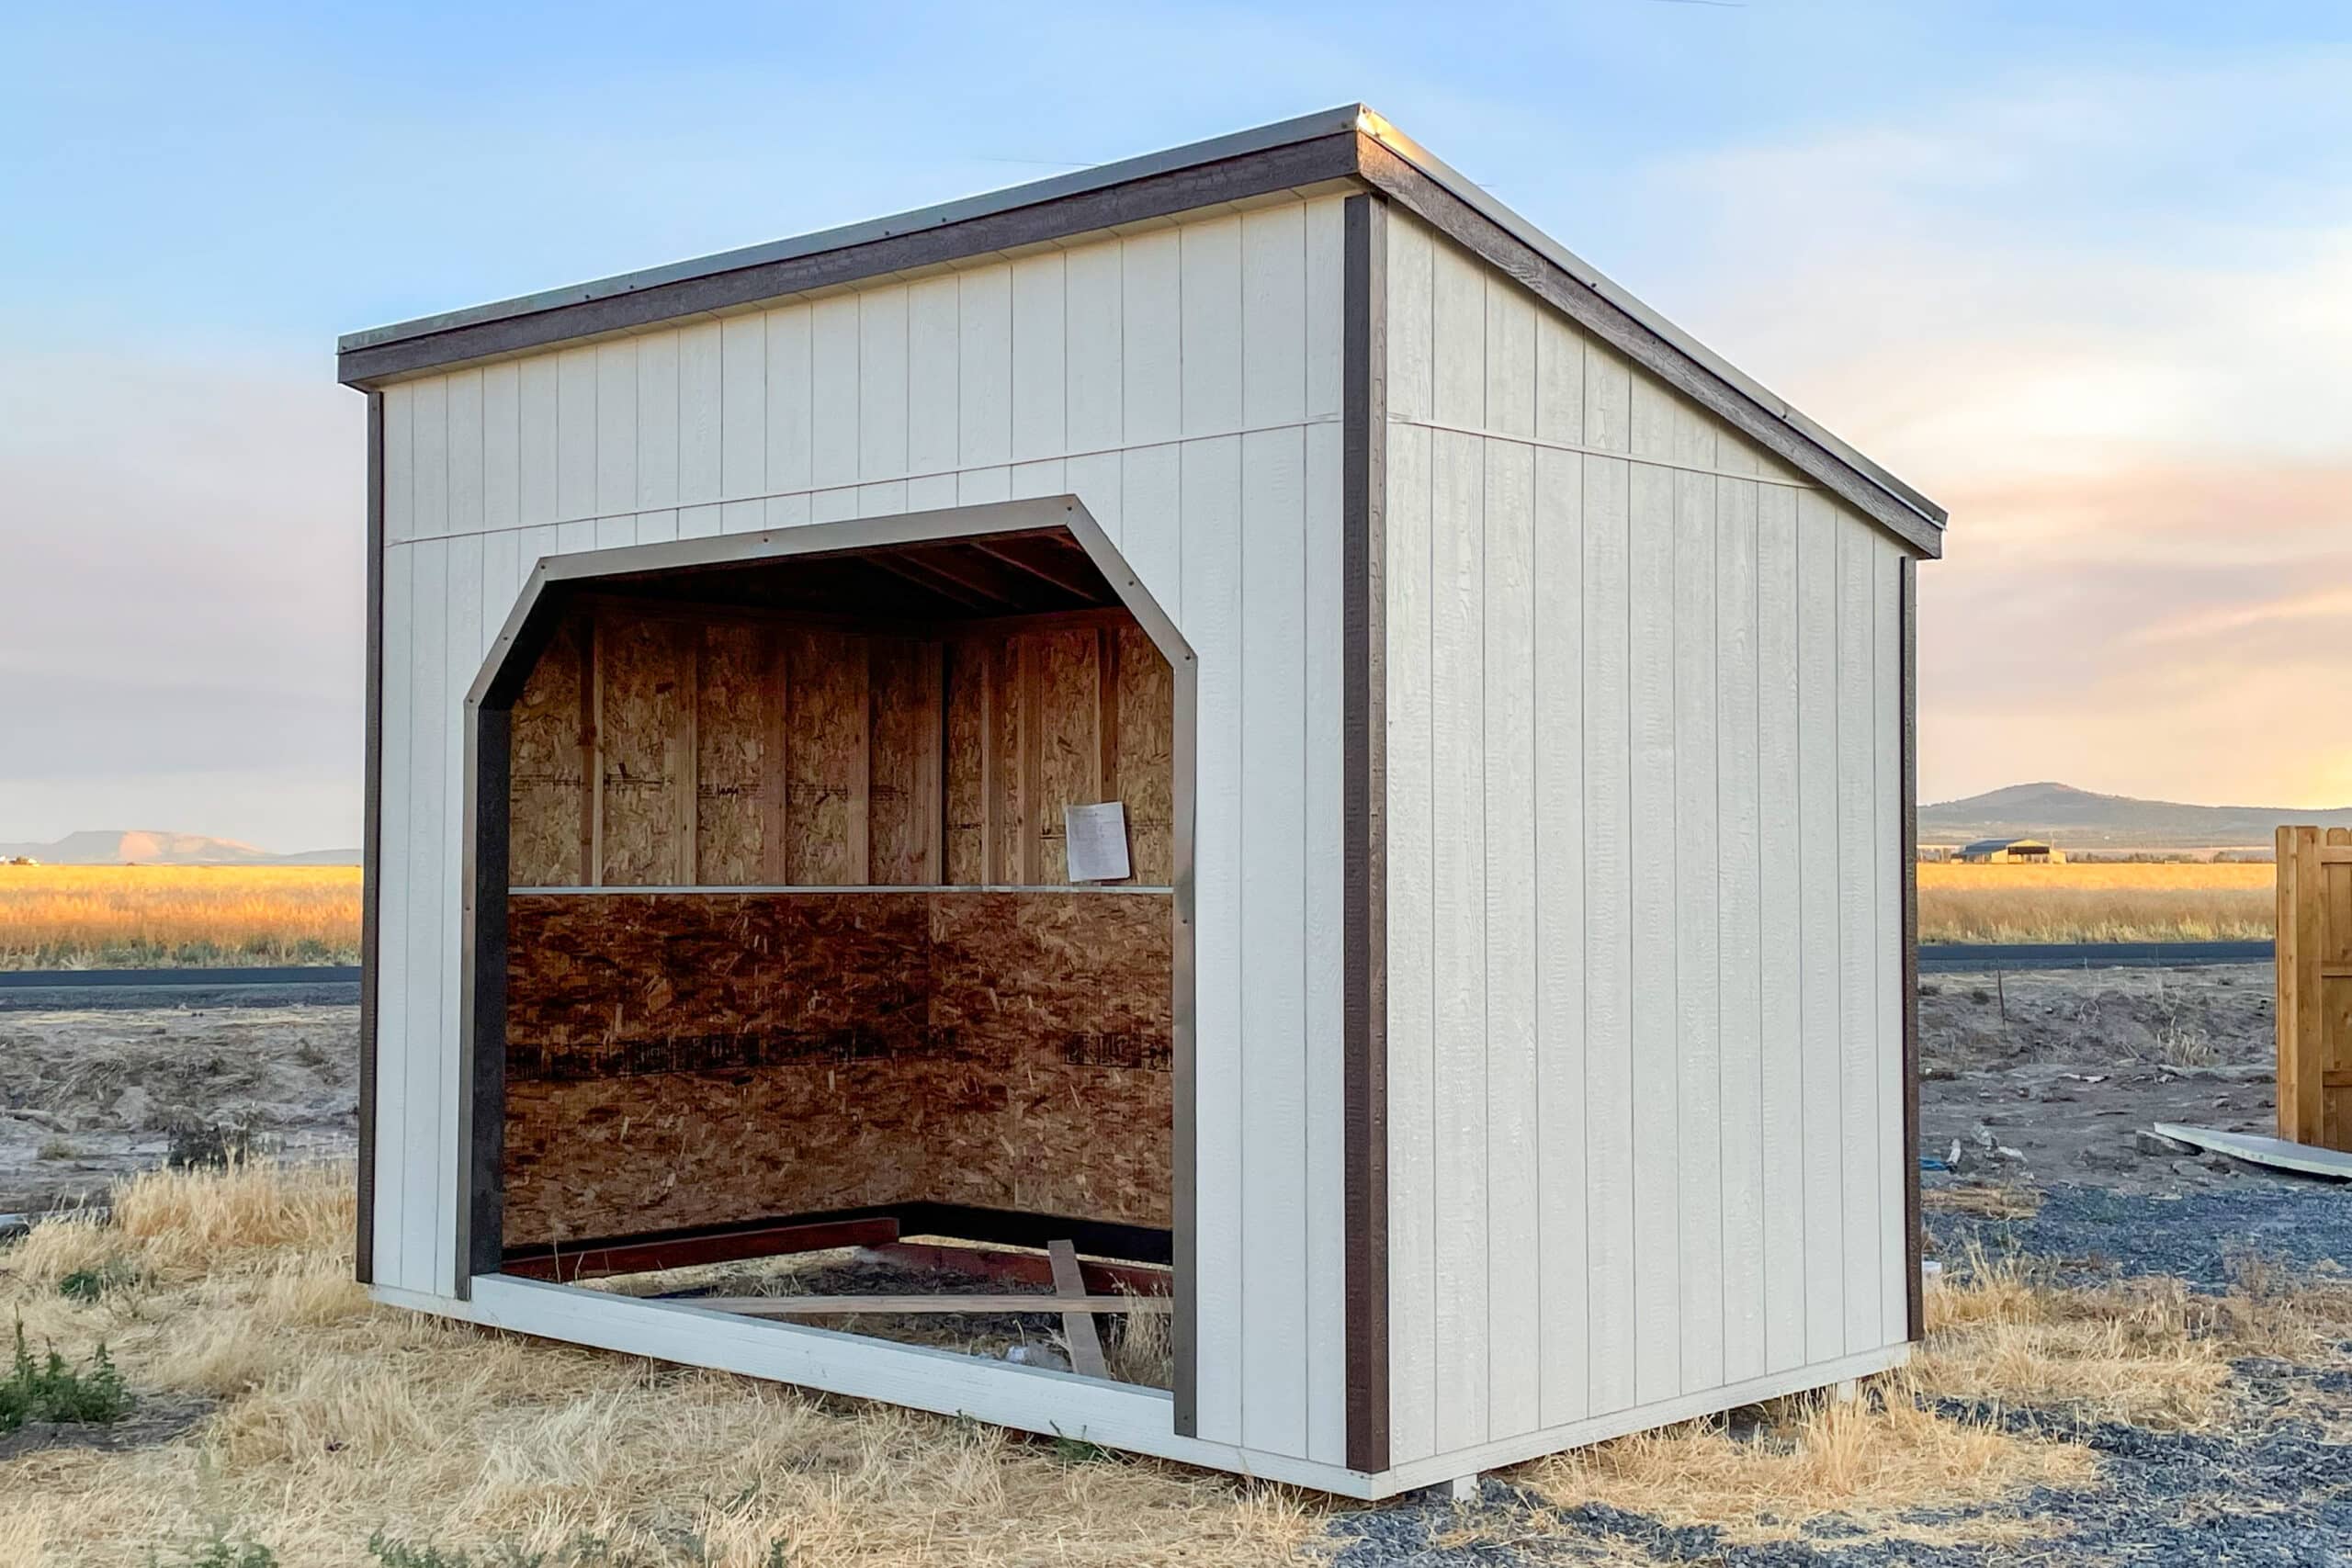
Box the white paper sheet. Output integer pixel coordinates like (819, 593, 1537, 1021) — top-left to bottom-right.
(1063, 801, 1132, 884)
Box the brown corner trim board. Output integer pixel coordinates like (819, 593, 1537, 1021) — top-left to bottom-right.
(1340, 191, 1391, 1474)
(356, 389, 385, 1286)
(1901, 558, 1924, 1340)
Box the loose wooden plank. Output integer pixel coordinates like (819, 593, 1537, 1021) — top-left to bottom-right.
(2149, 1122, 2352, 1180)
(1050, 1241, 1113, 1379)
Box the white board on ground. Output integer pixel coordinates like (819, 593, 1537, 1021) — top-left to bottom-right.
(2149, 1124, 2352, 1180)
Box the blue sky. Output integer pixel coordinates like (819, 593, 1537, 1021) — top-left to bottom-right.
(6, 3, 2351, 848)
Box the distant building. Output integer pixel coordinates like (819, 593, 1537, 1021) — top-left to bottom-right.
(1957, 837, 2065, 864)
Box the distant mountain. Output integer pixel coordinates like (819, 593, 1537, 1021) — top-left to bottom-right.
(1920, 782, 2352, 852)
(0, 830, 360, 866)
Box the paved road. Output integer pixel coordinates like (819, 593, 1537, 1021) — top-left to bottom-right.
(0, 965, 360, 1011)
(1919, 940, 2271, 973)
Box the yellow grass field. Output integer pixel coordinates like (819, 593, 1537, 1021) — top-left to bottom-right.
(0, 861, 2276, 966)
(0, 866, 362, 970)
(1917, 861, 2274, 945)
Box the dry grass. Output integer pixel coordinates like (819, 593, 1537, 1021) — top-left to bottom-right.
(0, 1163, 1322, 1567)
(17, 1167, 2352, 1565)
(1915, 1244, 2352, 1431)
(1509, 1382, 2095, 1551)
(1917, 861, 2273, 944)
(1920, 1184, 2044, 1221)
(0, 865, 361, 970)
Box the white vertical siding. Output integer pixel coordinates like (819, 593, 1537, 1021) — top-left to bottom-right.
(370, 197, 1356, 1464)
(1384, 211, 1909, 1469)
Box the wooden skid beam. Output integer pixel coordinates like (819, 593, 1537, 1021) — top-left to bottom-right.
(857, 1240, 1170, 1297)
(501, 1216, 902, 1283)
(692, 1292, 1172, 1317)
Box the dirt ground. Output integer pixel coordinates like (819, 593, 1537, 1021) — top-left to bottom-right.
(0, 1005, 356, 1216)
(1, 964, 2291, 1219)
(1920, 963, 2285, 1194)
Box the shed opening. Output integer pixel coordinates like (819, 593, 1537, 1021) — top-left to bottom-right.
(468, 519, 1190, 1386)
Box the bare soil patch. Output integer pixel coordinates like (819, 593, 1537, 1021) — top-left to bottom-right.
(0, 1007, 356, 1216)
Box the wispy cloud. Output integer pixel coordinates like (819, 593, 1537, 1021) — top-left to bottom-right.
(1636, 55, 2352, 806)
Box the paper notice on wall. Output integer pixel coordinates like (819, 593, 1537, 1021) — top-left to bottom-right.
(1063, 802, 1132, 884)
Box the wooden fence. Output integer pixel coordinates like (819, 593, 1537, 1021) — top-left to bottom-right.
(2277, 826, 2352, 1150)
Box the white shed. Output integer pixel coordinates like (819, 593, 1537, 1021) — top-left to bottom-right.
(342, 106, 1942, 1497)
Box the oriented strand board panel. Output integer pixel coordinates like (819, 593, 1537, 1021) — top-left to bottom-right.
(597, 615, 695, 886)
(867, 637, 942, 885)
(1031, 628, 1101, 884)
(503, 891, 1172, 1246)
(695, 621, 768, 885)
(509, 602, 1176, 892)
(1114, 623, 1176, 885)
(509, 615, 585, 886)
(944, 638, 992, 884)
(784, 627, 868, 886)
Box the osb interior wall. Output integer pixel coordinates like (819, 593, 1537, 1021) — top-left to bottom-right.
(508, 601, 1175, 890)
(503, 889, 1174, 1247)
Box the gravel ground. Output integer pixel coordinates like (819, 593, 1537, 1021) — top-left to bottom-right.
(1928, 1180, 2352, 1288)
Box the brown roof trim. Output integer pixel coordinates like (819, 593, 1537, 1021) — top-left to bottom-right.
(1351, 133, 1943, 558)
(339, 106, 1942, 553)
(336, 115, 1367, 388)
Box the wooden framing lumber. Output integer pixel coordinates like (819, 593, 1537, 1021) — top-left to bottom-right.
(1050, 1239, 1111, 1379)
(693, 1293, 1172, 1316)
(502, 1215, 903, 1283)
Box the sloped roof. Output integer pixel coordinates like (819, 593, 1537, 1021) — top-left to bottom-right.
(337, 106, 1944, 556)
